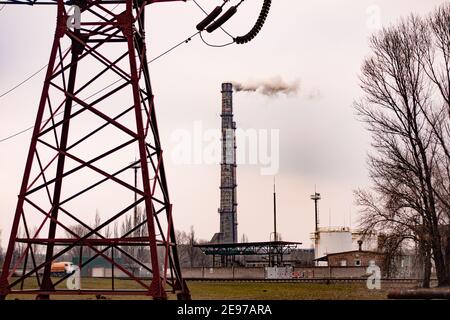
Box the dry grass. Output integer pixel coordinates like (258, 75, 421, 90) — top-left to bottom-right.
(5, 278, 415, 300)
(187, 281, 407, 300)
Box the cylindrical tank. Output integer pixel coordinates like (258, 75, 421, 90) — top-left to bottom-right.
(315, 227, 352, 262)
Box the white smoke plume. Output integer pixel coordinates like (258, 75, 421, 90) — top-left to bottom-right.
(232, 77, 300, 97)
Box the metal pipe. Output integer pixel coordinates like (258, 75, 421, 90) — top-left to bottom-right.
(388, 288, 450, 299)
(273, 179, 277, 241)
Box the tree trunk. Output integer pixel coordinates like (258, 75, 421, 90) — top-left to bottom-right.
(432, 237, 449, 286)
(445, 226, 450, 284)
(422, 245, 432, 288)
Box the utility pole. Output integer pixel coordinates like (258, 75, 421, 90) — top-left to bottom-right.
(270, 177, 279, 267)
(129, 159, 151, 235)
(310, 190, 321, 233)
(311, 189, 321, 265)
(273, 177, 277, 242)
(129, 159, 150, 273)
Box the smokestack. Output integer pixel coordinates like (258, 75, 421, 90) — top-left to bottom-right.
(211, 83, 238, 244)
(358, 240, 363, 252)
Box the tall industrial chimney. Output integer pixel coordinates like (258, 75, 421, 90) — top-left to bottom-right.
(211, 83, 238, 244)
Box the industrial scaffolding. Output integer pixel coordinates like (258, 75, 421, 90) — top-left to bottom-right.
(195, 241, 302, 267)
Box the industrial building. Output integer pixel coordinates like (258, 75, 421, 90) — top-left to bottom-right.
(310, 227, 380, 266)
(315, 249, 385, 267)
(204, 83, 307, 268)
(204, 83, 382, 271)
(194, 82, 418, 279)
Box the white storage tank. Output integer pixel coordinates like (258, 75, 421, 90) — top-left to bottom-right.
(312, 227, 352, 265)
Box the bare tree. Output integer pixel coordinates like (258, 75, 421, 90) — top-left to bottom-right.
(64, 224, 91, 261)
(120, 214, 141, 275)
(93, 210, 101, 238)
(134, 207, 148, 262)
(9, 227, 27, 272)
(104, 225, 111, 239)
(114, 221, 119, 239)
(355, 4, 450, 286)
(188, 226, 196, 268)
(175, 227, 208, 268)
(420, 5, 450, 282)
(355, 189, 431, 284)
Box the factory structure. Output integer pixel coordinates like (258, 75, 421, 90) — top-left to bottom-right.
(50, 82, 423, 279)
(191, 83, 422, 279)
(205, 83, 377, 263)
(202, 83, 375, 268)
(311, 227, 379, 266)
(211, 83, 238, 244)
(197, 83, 302, 268)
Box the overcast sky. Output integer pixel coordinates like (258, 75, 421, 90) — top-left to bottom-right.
(0, 0, 446, 248)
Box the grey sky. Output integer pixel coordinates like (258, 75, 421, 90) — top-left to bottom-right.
(0, 0, 446, 248)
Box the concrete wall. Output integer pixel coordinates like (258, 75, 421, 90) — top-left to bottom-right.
(85, 265, 415, 279)
(292, 267, 330, 279)
(330, 267, 368, 278)
(234, 267, 265, 279)
(181, 266, 374, 280)
(204, 267, 233, 279)
(180, 268, 204, 279)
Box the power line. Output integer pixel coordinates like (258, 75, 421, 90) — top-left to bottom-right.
(0, 125, 34, 143)
(0, 63, 48, 99)
(149, 31, 199, 64)
(0, 32, 200, 144)
(0, 1, 231, 101)
(192, 0, 235, 39)
(0, 0, 233, 144)
(0, 3, 121, 100)
(0, 3, 125, 143)
(192, 0, 236, 47)
(199, 31, 234, 48)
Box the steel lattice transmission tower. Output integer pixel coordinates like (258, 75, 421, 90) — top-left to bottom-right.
(0, 0, 190, 300)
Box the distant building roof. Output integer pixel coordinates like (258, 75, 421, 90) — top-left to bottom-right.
(314, 250, 384, 262)
(316, 227, 351, 233)
(72, 256, 126, 268)
(194, 241, 302, 256)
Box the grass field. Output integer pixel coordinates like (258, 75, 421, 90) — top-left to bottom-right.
(5, 278, 416, 300)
